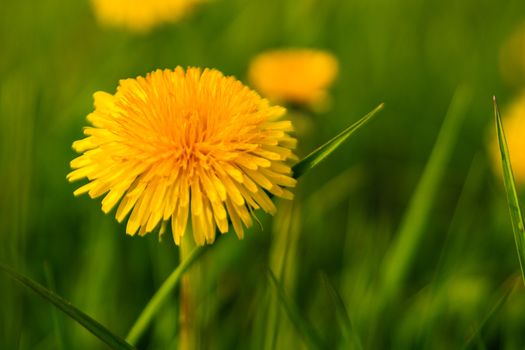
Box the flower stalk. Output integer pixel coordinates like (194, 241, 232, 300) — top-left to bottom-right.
(125, 245, 205, 346)
(179, 234, 200, 350)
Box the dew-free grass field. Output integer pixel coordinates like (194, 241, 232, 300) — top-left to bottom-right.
(2, 0, 525, 349)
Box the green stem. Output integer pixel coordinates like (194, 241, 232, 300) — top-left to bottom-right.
(125, 246, 205, 346)
(179, 235, 197, 350)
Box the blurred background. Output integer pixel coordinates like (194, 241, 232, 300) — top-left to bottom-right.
(2, 0, 525, 349)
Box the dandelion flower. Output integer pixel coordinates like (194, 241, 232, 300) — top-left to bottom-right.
(248, 49, 338, 106)
(490, 93, 525, 186)
(68, 67, 297, 246)
(91, 0, 204, 32)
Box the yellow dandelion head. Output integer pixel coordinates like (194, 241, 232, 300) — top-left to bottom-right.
(68, 67, 298, 246)
(490, 93, 525, 186)
(248, 49, 339, 106)
(500, 23, 525, 86)
(91, 0, 204, 32)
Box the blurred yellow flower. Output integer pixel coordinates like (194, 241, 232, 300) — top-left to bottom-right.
(91, 0, 204, 32)
(490, 93, 525, 186)
(248, 49, 339, 106)
(500, 23, 525, 87)
(68, 67, 297, 246)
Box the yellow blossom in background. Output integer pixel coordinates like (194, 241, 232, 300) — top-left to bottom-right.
(499, 23, 525, 87)
(490, 93, 525, 186)
(248, 49, 339, 106)
(91, 0, 204, 32)
(68, 67, 297, 246)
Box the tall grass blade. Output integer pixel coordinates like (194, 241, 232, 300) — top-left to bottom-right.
(43, 263, 67, 350)
(268, 269, 325, 350)
(292, 103, 384, 179)
(126, 245, 206, 346)
(320, 272, 363, 350)
(380, 87, 471, 301)
(494, 96, 525, 284)
(0, 263, 135, 350)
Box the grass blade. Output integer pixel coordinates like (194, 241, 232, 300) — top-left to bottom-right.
(320, 272, 363, 350)
(268, 269, 325, 350)
(292, 103, 384, 179)
(380, 86, 471, 301)
(494, 96, 525, 284)
(0, 263, 135, 350)
(43, 263, 68, 350)
(126, 246, 206, 345)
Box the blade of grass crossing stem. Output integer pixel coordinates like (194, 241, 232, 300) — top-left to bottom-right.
(126, 246, 206, 346)
(292, 103, 384, 179)
(268, 269, 325, 349)
(320, 272, 363, 350)
(494, 97, 525, 285)
(0, 263, 135, 350)
(380, 87, 471, 302)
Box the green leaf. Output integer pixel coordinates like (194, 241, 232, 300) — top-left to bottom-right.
(292, 103, 384, 179)
(494, 96, 525, 285)
(267, 269, 325, 350)
(0, 263, 135, 350)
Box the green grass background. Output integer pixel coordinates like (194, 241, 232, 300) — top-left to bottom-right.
(2, 0, 525, 348)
